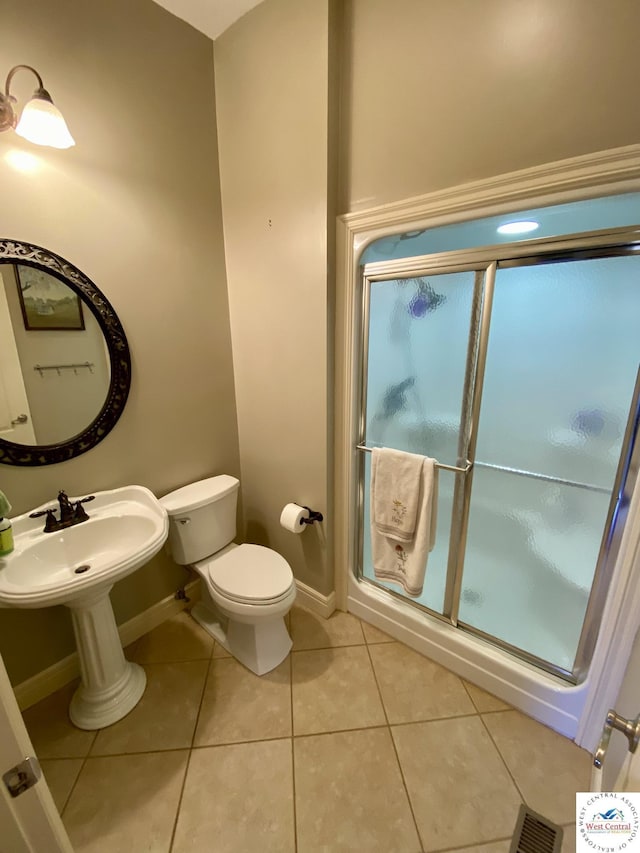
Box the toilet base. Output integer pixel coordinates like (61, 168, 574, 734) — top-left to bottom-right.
(191, 601, 292, 676)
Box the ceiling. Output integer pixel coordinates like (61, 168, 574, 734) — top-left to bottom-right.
(152, 0, 264, 40)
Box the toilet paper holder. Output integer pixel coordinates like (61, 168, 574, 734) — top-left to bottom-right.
(298, 505, 323, 525)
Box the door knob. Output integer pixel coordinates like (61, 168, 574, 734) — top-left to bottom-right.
(11, 414, 28, 425)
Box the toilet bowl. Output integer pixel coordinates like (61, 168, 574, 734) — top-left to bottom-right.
(192, 543, 296, 675)
(160, 477, 296, 675)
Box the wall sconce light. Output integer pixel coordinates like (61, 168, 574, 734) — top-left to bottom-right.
(0, 64, 74, 149)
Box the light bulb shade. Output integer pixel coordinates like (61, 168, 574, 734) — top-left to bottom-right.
(15, 96, 75, 149)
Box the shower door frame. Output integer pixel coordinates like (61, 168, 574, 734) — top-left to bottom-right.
(356, 225, 640, 684)
(334, 145, 640, 748)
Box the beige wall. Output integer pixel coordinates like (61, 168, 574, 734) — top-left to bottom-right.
(342, 0, 640, 211)
(214, 0, 639, 604)
(0, 0, 239, 684)
(214, 0, 335, 595)
(2, 0, 638, 686)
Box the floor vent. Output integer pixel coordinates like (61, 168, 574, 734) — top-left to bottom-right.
(509, 805, 563, 853)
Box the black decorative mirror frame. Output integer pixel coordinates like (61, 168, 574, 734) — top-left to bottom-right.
(0, 239, 131, 466)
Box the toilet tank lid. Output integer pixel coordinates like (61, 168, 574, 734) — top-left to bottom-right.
(160, 475, 239, 515)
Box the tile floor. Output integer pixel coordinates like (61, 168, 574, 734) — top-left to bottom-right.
(22, 606, 590, 852)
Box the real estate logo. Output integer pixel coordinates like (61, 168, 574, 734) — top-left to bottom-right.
(577, 792, 640, 851)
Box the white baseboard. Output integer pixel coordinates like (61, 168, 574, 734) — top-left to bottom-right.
(295, 580, 336, 619)
(14, 579, 201, 711)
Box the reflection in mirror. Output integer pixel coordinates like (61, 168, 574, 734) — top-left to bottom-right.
(0, 239, 130, 467)
(0, 265, 111, 446)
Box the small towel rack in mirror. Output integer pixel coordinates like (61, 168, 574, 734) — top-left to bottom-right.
(34, 361, 95, 376)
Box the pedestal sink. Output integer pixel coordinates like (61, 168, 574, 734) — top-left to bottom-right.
(0, 486, 168, 730)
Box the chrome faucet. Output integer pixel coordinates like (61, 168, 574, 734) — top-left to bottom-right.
(30, 491, 95, 533)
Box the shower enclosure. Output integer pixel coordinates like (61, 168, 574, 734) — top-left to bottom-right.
(356, 226, 640, 683)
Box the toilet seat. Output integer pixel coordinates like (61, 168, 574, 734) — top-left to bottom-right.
(198, 544, 294, 606)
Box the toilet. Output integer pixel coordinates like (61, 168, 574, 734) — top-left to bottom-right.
(160, 475, 296, 675)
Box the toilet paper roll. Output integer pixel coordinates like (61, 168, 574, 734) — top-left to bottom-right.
(280, 503, 310, 534)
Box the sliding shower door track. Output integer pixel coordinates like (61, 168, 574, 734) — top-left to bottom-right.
(457, 620, 576, 683)
(356, 574, 576, 683)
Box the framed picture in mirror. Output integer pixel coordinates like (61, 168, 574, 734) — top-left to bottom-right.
(16, 264, 85, 331)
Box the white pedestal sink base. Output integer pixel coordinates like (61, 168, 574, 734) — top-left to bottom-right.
(67, 587, 147, 730)
(70, 661, 146, 730)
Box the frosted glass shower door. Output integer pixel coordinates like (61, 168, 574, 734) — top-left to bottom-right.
(458, 255, 640, 673)
(361, 269, 478, 613)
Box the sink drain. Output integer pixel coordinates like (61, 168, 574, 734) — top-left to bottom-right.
(74, 565, 91, 574)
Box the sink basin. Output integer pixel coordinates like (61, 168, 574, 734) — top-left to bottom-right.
(0, 485, 169, 730)
(0, 485, 168, 608)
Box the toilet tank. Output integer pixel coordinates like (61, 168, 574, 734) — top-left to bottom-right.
(160, 475, 239, 565)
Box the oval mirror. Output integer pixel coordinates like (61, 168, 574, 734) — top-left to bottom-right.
(0, 240, 130, 466)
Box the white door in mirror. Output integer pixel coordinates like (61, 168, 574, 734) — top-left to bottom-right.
(0, 271, 36, 443)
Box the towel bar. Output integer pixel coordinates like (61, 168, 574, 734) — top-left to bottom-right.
(34, 361, 95, 376)
(355, 445, 472, 475)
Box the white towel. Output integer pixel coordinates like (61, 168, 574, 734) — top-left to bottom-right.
(370, 448, 438, 597)
(371, 448, 425, 542)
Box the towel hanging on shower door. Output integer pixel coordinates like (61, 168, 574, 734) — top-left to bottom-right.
(370, 447, 438, 597)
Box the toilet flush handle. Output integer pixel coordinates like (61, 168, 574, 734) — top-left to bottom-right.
(177, 518, 191, 525)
